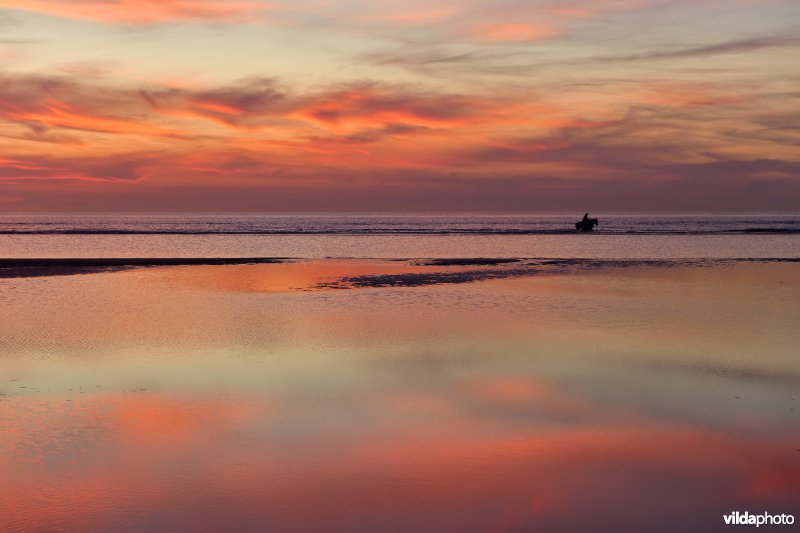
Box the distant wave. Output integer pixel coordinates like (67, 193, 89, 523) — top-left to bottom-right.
(1, 228, 799, 235)
(1, 214, 798, 236)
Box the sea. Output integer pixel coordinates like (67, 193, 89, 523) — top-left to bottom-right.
(0, 212, 798, 259)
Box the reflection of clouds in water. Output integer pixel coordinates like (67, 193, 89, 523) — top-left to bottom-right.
(2, 390, 799, 532)
(623, 357, 800, 386)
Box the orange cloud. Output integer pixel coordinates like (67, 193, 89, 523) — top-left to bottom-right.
(6, 100, 183, 138)
(287, 84, 565, 135)
(0, 69, 796, 211)
(0, 0, 271, 24)
(466, 22, 559, 43)
(289, 85, 486, 133)
(355, 8, 457, 23)
(0, 152, 162, 182)
(140, 80, 287, 130)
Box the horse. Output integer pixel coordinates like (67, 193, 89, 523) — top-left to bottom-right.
(575, 218, 599, 231)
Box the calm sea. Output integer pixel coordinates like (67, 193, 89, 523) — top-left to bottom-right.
(0, 212, 798, 259)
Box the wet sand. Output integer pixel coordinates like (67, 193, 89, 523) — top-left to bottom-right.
(0, 260, 798, 532)
(0, 257, 287, 278)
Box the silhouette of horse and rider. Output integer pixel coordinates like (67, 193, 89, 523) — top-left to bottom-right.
(575, 212, 599, 232)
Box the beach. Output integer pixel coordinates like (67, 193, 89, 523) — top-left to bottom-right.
(1, 252, 798, 532)
(4, 0, 799, 528)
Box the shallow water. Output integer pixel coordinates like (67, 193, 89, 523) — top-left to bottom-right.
(0, 213, 798, 259)
(1, 261, 798, 532)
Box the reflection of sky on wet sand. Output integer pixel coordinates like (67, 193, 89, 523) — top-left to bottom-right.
(1, 262, 798, 531)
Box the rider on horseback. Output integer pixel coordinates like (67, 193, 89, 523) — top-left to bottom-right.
(576, 213, 598, 231)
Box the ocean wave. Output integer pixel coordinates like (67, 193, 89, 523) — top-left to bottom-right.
(0, 228, 798, 235)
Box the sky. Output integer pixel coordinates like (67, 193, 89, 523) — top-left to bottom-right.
(0, 0, 798, 211)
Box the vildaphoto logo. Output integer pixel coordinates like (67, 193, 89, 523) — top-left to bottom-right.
(723, 511, 795, 527)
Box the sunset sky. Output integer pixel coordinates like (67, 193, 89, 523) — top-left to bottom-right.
(0, 0, 798, 211)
